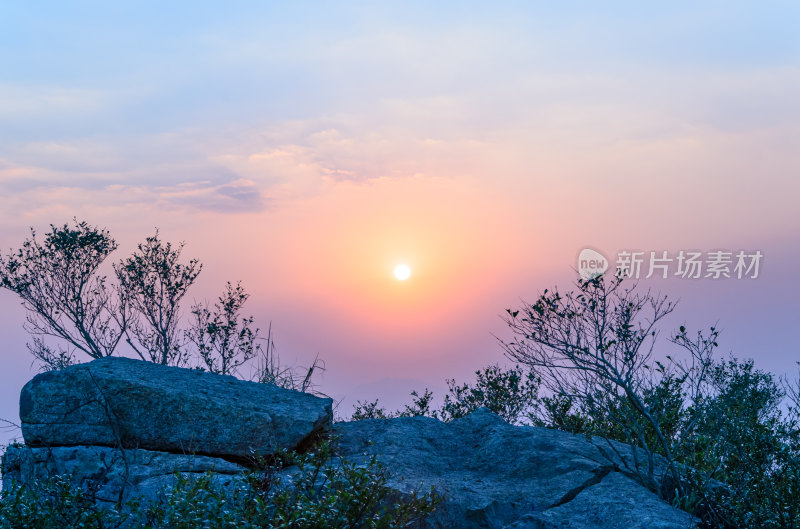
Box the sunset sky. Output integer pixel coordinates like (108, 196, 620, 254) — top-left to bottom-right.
(1, 2, 799, 434)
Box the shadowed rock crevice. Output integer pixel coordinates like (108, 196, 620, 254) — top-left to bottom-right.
(547, 465, 616, 510)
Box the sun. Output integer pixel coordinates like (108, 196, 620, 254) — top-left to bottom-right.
(393, 264, 411, 280)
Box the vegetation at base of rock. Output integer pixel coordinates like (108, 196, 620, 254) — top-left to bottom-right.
(0, 440, 440, 529)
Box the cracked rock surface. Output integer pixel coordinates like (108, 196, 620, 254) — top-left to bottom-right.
(335, 409, 695, 529)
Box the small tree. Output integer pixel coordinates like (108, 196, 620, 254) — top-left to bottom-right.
(186, 281, 262, 376)
(0, 220, 127, 368)
(115, 231, 201, 366)
(499, 274, 705, 494)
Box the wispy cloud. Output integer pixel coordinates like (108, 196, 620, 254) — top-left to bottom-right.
(161, 179, 266, 213)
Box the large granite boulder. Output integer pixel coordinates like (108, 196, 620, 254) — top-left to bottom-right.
(335, 408, 695, 529)
(20, 357, 332, 459)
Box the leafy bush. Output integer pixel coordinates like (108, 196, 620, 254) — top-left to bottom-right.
(241, 441, 440, 529)
(675, 359, 799, 528)
(351, 364, 539, 425)
(438, 364, 539, 423)
(351, 399, 392, 421)
(0, 476, 126, 529)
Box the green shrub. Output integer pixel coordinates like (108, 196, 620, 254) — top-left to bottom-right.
(351, 399, 391, 421)
(350, 364, 539, 425)
(0, 477, 126, 529)
(242, 442, 440, 529)
(438, 365, 539, 423)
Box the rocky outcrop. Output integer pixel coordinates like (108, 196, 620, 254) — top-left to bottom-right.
(335, 409, 694, 529)
(4, 359, 696, 528)
(19, 357, 333, 459)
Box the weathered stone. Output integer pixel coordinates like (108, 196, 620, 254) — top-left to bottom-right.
(9, 357, 697, 528)
(2, 444, 246, 504)
(20, 357, 332, 459)
(503, 472, 695, 529)
(335, 408, 695, 529)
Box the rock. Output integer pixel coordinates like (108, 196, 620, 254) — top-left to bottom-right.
(2, 444, 246, 504)
(9, 358, 696, 527)
(504, 473, 693, 529)
(335, 408, 695, 529)
(20, 357, 332, 459)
